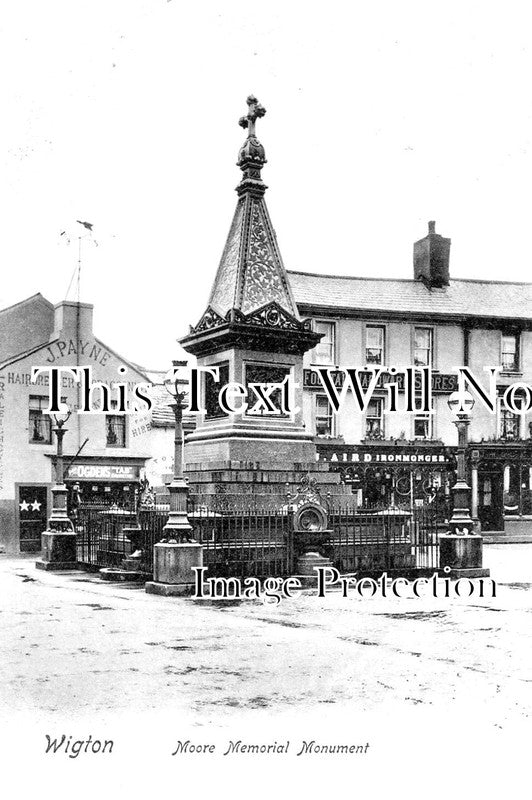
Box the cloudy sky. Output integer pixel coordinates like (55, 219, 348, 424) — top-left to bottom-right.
(2, 1, 531, 368)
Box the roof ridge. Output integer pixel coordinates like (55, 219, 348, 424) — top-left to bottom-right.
(287, 270, 532, 287)
(0, 292, 54, 315)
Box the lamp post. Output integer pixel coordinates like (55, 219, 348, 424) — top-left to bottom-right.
(439, 392, 490, 578)
(437, 390, 488, 577)
(36, 409, 77, 571)
(447, 392, 475, 535)
(146, 360, 204, 595)
(162, 360, 193, 543)
(48, 411, 74, 532)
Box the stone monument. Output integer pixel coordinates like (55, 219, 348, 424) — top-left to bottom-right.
(180, 95, 351, 502)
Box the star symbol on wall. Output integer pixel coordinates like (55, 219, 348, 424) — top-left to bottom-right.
(19, 501, 30, 512)
(31, 500, 42, 511)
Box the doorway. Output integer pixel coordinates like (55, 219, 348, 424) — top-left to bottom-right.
(18, 485, 48, 552)
(478, 467, 504, 532)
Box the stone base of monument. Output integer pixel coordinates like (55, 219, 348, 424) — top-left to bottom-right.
(36, 531, 78, 571)
(439, 534, 490, 578)
(184, 460, 355, 502)
(293, 551, 334, 588)
(145, 541, 203, 597)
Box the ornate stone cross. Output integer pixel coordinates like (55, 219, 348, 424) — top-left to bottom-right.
(239, 95, 266, 137)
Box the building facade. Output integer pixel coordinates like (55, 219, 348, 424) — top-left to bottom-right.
(0, 295, 170, 554)
(289, 223, 532, 531)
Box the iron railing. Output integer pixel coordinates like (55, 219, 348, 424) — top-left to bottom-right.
(74, 494, 447, 577)
(328, 504, 444, 573)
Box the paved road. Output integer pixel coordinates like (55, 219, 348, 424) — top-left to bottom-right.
(0, 546, 530, 727)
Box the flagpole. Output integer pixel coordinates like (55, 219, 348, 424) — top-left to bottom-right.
(77, 235, 82, 451)
(77, 235, 82, 304)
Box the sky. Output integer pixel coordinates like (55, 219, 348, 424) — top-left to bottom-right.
(2, 0, 532, 369)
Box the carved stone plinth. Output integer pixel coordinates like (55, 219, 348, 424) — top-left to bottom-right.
(36, 531, 78, 571)
(145, 542, 203, 596)
(439, 533, 490, 578)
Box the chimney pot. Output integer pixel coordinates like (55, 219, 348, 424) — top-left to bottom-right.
(428, 220, 436, 234)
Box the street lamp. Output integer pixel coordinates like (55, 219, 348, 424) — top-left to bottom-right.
(47, 409, 74, 532)
(162, 360, 194, 543)
(447, 391, 475, 535)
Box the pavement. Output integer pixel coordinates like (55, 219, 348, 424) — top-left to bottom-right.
(0, 545, 530, 799)
(0, 545, 530, 727)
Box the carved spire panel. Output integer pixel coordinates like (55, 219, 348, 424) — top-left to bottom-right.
(241, 199, 297, 316)
(209, 198, 244, 316)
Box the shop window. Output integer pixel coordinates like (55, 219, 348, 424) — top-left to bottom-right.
(414, 413, 432, 440)
(106, 402, 126, 447)
(413, 327, 433, 367)
(315, 394, 335, 437)
(501, 333, 520, 372)
(365, 325, 385, 365)
(365, 398, 384, 440)
(313, 321, 336, 364)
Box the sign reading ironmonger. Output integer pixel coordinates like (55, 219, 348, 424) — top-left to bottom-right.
(317, 445, 453, 465)
(67, 464, 139, 481)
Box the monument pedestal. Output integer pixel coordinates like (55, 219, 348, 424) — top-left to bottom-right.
(36, 531, 78, 571)
(439, 534, 490, 578)
(145, 542, 203, 596)
(185, 459, 353, 504)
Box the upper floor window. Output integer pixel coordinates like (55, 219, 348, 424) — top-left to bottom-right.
(365, 325, 385, 365)
(501, 333, 520, 372)
(499, 406, 520, 440)
(414, 413, 432, 440)
(313, 321, 335, 364)
(29, 395, 52, 444)
(414, 327, 433, 367)
(315, 394, 335, 437)
(365, 398, 384, 440)
(106, 401, 126, 448)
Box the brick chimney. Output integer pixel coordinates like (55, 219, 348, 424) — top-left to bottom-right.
(413, 221, 451, 288)
(52, 300, 94, 340)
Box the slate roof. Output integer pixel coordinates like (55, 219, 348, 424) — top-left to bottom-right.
(288, 271, 532, 321)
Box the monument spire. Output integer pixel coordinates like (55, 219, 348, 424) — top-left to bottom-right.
(181, 95, 320, 358)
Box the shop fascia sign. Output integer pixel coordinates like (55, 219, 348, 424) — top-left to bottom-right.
(66, 464, 138, 481)
(319, 449, 450, 465)
(303, 368, 458, 393)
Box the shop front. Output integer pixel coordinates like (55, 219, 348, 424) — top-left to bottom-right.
(317, 441, 456, 512)
(471, 442, 532, 533)
(53, 456, 148, 511)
